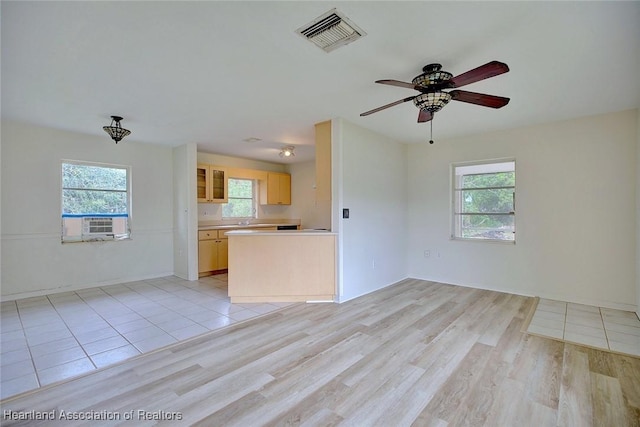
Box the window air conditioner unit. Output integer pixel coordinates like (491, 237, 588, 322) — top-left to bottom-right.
(83, 217, 114, 236)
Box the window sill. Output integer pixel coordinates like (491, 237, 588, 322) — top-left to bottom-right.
(62, 236, 131, 244)
(451, 237, 516, 245)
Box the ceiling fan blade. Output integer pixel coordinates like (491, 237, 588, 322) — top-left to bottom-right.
(450, 90, 510, 108)
(417, 109, 433, 122)
(360, 96, 416, 116)
(376, 79, 428, 92)
(448, 61, 509, 88)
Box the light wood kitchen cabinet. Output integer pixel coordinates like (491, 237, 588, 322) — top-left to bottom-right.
(315, 120, 332, 203)
(217, 232, 228, 269)
(198, 225, 289, 276)
(198, 230, 228, 275)
(260, 172, 291, 205)
(197, 164, 228, 203)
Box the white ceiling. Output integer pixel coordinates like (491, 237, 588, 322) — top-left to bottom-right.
(2, 1, 639, 164)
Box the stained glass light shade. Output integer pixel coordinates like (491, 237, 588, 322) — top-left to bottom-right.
(103, 116, 131, 144)
(413, 92, 452, 113)
(412, 70, 453, 87)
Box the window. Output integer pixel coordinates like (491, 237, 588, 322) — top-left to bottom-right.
(452, 159, 515, 242)
(61, 161, 131, 242)
(223, 178, 256, 219)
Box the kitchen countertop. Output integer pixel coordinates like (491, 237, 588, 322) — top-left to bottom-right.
(198, 223, 299, 231)
(225, 229, 335, 236)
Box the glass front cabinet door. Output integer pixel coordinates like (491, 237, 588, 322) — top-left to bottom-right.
(197, 164, 228, 203)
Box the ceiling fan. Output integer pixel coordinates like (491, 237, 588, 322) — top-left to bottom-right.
(360, 61, 510, 142)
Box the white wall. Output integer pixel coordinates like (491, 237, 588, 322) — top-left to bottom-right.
(333, 118, 408, 302)
(407, 109, 638, 311)
(173, 143, 198, 281)
(196, 152, 293, 221)
(288, 160, 331, 230)
(1, 120, 175, 299)
(637, 108, 640, 317)
(0, 120, 3, 293)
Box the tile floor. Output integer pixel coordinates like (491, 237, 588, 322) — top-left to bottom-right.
(0, 274, 294, 399)
(527, 298, 640, 357)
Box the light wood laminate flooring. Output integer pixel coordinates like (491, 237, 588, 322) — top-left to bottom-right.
(1, 279, 639, 426)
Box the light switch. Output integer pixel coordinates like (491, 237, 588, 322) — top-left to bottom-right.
(343, 208, 349, 219)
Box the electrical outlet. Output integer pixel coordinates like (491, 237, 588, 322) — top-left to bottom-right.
(424, 250, 430, 258)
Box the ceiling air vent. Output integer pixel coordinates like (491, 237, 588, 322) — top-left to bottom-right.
(296, 9, 366, 53)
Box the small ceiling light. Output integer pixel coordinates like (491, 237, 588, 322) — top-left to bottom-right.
(103, 116, 131, 144)
(243, 137, 262, 143)
(279, 146, 295, 158)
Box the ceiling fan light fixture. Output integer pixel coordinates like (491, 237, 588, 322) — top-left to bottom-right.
(361, 61, 510, 119)
(412, 64, 453, 88)
(279, 146, 295, 158)
(413, 92, 452, 113)
(103, 116, 131, 144)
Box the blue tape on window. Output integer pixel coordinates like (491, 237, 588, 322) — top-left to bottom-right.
(62, 213, 128, 218)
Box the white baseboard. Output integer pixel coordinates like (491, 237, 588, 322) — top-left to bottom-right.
(409, 275, 637, 313)
(336, 276, 411, 304)
(0, 271, 176, 302)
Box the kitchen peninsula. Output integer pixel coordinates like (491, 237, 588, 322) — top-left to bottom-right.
(198, 220, 300, 277)
(227, 229, 337, 303)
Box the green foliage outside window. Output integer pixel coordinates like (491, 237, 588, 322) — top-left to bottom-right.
(223, 178, 255, 218)
(461, 172, 514, 211)
(455, 165, 515, 241)
(62, 163, 128, 215)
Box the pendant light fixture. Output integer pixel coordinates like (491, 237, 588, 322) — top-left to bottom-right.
(103, 116, 131, 144)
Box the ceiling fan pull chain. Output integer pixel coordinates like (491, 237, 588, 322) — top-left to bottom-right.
(429, 118, 434, 144)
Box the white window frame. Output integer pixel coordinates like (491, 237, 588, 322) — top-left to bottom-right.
(451, 158, 516, 243)
(61, 160, 132, 243)
(222, 178, 257, 219)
